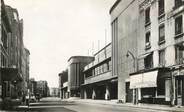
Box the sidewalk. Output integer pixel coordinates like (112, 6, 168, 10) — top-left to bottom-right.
(63, 98, 184, 112)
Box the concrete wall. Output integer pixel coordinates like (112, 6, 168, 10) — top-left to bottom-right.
(111, 0, 139, 101)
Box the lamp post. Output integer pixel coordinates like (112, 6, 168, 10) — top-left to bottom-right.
(126, 50, 138, 105)
(126, 50, 136, 72)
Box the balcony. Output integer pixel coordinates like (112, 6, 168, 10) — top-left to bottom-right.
(84, 71, 116, 85)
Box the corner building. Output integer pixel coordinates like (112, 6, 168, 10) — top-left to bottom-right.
(111, 0, 184, 106)
(68, 56, 94, 97)
(81, 43, 117, 100)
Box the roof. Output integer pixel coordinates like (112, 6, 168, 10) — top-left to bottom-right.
(109, 0, 121, 14)
(68, 56, 94, 62)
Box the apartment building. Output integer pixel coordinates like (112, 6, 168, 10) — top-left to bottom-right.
(110, 0, 184, 106)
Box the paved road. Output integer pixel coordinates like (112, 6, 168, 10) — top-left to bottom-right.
(14, 97, 180, 112)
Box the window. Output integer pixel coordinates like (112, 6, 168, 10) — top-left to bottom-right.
(145, 32, 151, 49)
(145, 7, 150, 24)
(175, 16, 183, 35)
(159, 49, 165, 66)
(175, 44, 184, 64)
(158, 0, 165, 16)
(175, 0, 183, 8)
(144, 53, 153, 69)
(146, 32, 150, 43)
(159, 24, 165, 42)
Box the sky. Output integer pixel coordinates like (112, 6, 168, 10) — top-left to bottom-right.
(5, 0, 116, 88)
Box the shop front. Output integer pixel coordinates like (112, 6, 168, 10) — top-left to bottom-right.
(130, 68, 171, 105)
(172, 68, 184, 106)
(1, 68, 23, 99)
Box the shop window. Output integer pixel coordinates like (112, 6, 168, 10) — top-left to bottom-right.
(141, 88, 155, 98)
(159, 24, 165, 43)
(159, 49, 165, 66)
(145, 7, 150, 25)
(175, 15, 183, 36)
(144, 53, 153, 69)
(158, 0, 165, 16)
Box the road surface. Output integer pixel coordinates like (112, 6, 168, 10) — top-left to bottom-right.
(14, 97, 181, 112)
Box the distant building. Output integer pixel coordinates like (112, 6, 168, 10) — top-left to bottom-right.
(58, 70, 69, 99)
(50, 87, 59, 97)
(36, 80, 49, 97)
(81, 43, 117, 100)
(68, 56, 94, 97)
(29, 78, 37, 96)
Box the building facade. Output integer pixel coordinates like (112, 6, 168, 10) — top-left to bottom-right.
(110, 0, 184, 106)
(29, 78, 37, 97)
(81, 43, 117, 100)
(68, 56, 94, 97)
(58, 70, 69, 99)
(36, 80, 49, 98)
(50, 87, 59, 97)
(0, 0, 30, 109)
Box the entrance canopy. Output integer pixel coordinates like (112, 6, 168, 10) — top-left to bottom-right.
(130, 70, 158, 89)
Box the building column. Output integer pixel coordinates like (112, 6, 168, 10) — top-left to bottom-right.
(84, 89, 87, 99)
(105, 84, 110, 100)
(60, 90, 63, 99)
(92, 88, 96, 100)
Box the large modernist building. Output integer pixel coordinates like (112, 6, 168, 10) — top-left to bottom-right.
(110, 0, 184, 106)
(81, 43, 117, 100)
(68, 56, 94, 97)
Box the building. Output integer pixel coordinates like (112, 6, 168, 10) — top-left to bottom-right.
(0, 0, 30, 109)
(110, 0, 184, 106)
(110, 0, 139, 103)
(68, 56, 94, 97)
(29, 78, 37, 97)
(50, 87, 59, 97)
(36, 80, 49, 97)
(58, 70, 69, 99)
(81, 43, 117, 100)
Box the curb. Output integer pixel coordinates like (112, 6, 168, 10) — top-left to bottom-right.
(69, 100, 184, 112)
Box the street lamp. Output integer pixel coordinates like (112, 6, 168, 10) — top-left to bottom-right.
(126, 50, 136, 72)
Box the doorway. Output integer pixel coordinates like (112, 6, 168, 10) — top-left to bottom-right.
(176, 76, 184, 106)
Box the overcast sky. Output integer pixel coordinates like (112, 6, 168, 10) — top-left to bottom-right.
(5, 0, 115, 87)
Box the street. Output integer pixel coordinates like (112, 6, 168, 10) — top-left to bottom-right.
(14, 97, 182, 112)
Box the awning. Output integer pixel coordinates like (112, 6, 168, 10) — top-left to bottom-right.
(130, 70, 158, 89)
(1, 68, 23, 82)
